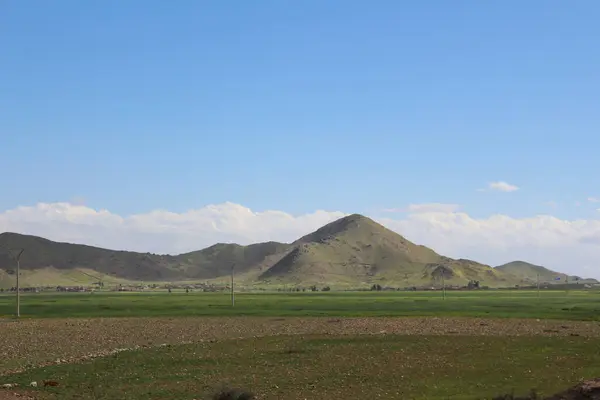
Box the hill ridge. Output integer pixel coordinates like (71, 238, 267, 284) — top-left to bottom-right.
(2, 215, 595, 287)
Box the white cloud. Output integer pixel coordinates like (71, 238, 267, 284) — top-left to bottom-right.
(487, 181, 519, 192)
(588, 197, 599, 203)
(382, 203, 460, 214)
(1, 201, 600, 279)
(407, 203, 460, 213)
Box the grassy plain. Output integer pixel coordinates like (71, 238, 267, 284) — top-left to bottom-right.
(3, 331, 600, 399)
(1, 290, 600, 399)
(0, 289, 599, 320)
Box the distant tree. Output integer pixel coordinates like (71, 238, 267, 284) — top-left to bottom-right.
(370, 284, 382, 291)
(322, 286, 331, 292)
(467, 280, 481, 290)
(310, 285, 318, 292)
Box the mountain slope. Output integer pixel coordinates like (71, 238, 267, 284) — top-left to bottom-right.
(3, 216, 594, 287)
(0, 232, 289, 282)
(495, 261, 560, 283)
(494, 261, 597, 284)
(0, 232, 180, 281)
(174, 241, 291, 279)
(258, 214, 507, 286)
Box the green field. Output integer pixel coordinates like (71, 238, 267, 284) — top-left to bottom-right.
(5, 334, 600, 399)
(1, 290, 600, 399)
(1, 289, 599, 320)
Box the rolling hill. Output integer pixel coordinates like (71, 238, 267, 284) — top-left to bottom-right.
(1, 215, 594, 288)
(0, 232, 289, 287)
(0, 232, 180, 281)
(258, 214, 506, 286)
(494, 261, 598, 285)
(174, 241, 291, 279)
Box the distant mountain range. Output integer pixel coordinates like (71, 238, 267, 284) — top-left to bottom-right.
(1, 214, 597, 288)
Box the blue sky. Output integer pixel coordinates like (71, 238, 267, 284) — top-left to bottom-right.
(2, 0, 599, 219)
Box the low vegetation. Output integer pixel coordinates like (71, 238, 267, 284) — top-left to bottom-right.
(2, 333, 600, 399)
(0, 290, 598, 399)
(3, 314, 600, 375)
(1, 290, 599, 320)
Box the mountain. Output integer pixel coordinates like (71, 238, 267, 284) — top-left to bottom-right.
(1, 215, 593, 288)
(0, 232, 181, 281)
(0, 232, 289, 285)
(174, 241, 291, 279)
(494, 261, 598, 285)
(258, 214, 507, 286)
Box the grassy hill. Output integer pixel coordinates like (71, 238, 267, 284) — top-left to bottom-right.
(0, 267, 136, 290)
(175, 241, 291, 279)
(0, 232, 180, 281)
(0, 232, 289, 285)
(1, 215, 594, 288)
(257, 214, 508, 287)
(494, 261, 598, 285)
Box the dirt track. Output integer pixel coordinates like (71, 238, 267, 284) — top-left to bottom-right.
(1, 316, 600, 375)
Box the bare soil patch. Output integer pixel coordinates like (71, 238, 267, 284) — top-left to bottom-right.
(1, 316, 599, 376)
(0, 391, 34, 400)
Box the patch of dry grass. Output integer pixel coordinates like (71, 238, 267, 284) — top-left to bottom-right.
(1, 317, 600, 376)
(3, 333, 600, 399)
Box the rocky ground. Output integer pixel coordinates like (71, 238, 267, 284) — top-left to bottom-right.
(1, 317, 600, 399)
(1, 316, 600, 376)
(494, 378, 600, 399)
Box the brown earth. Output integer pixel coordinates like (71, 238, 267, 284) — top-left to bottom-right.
(494, 378, 600, 399)
(550, 378, 600, 399)
(0, 391, 34, 400)
(2, 316, 600, 376)
(215, 379, 600, 400)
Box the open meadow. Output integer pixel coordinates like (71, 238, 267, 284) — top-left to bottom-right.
(1, 290, 600, 399)
(1, 289, 600, 319)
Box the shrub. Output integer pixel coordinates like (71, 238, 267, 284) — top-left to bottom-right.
(212, 388, 255, 400)
(492, 390, 539, 400)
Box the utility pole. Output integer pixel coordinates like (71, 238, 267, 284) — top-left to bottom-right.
(2, 247, 25, 318)
(441, 272, 446, 300)
(230, 264, 235, 307)
(404, 273, 409, 289)
(536, 273, 540, 299)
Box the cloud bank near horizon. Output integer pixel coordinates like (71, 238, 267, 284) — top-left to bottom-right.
(1, 202, 599, 279)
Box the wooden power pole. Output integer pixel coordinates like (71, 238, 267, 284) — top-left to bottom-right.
(441, 272, 446, 300)
(231, 264, 235, 307)
(2, 247, 25, 318)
